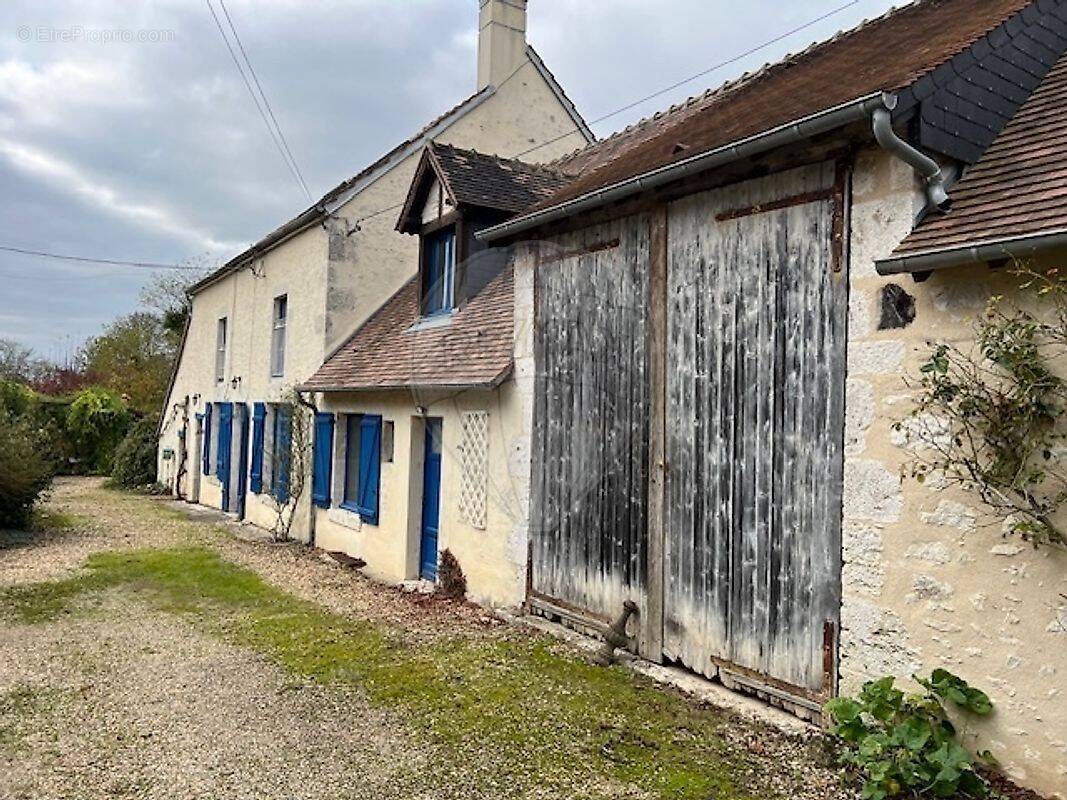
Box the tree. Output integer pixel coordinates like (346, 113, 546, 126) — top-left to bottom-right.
(138, 254, 215, 346)
(81, 313, 174, 413)
(0, 338, 38, 382)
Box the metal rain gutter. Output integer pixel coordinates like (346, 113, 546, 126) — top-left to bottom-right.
(875, 228, 1067, 275)
(477, 92, 891, 243)
(871, 97, 951, 214)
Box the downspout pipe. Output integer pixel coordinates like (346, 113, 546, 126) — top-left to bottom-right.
(871, 97, 952, 214)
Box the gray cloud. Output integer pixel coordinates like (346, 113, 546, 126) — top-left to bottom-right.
(0, 0, 897, 355)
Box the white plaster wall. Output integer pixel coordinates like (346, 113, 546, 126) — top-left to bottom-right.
(161, 45, 587, 527)
(843, 147, 1067, 798)
(321, 57, 589, 357)
(314, 381, 530, 609)
(158, 229, 326, 542)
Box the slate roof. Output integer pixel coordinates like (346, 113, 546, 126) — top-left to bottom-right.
(523, 0, 1048, 218)
(430, 143, 573, 212)
(301, 267, 514, 392)
(886, 50, 1067, 263)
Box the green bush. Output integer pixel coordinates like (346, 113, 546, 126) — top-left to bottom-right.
(0, 410, 54, 529)
(0, 378, 34, 418)
(825, 669, 994, 800)
(66, 387, 130, 474)
(110, 414, 160, 488)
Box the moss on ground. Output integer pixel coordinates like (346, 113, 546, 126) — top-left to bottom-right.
(1, 545, 772, 799)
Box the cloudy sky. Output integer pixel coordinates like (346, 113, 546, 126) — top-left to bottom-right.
(0, 0, 899, 358)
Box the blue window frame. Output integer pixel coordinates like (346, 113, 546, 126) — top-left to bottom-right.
(249, 403, 266, 493)
(341, 414, 381, 524)
(311, 412, 335, 508)
(421, 226, 455, 315)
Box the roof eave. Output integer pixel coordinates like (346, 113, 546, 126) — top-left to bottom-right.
(478, 92, 891, 242)
(187, 204, 326, 295)
(876, 228, 1067, 275)
(298, 372, 511, 394)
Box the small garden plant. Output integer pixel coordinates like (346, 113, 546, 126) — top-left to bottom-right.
(825, 669, 994, 800)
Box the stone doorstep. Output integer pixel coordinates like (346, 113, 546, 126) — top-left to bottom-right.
(499, 610, 817, 737)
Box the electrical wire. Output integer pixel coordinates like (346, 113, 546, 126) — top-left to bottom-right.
(206, 0, 313, 203)
(0, 245, 198, 270)
(350, 0, 867, 227)
(217, 0, 312, 202)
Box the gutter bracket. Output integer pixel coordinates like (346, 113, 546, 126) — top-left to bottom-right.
(871, 95, 952, 215)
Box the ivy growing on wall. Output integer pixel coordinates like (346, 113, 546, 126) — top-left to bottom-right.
(900, 266, 1067, 547)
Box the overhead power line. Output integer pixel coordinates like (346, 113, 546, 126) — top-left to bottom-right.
(206, 0, 313, 203)
(351, 0, 867, 227)
(0, 245, 198, 271)
(514, 0, 862, 159)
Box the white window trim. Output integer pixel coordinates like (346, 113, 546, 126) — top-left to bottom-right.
(270, 295, 287, 378)
(215, 318, 228, 384)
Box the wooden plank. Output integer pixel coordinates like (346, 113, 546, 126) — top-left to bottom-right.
(644, 204, 667, 662)
(529, 215, 652, 623)
(664, 162, 845, 699)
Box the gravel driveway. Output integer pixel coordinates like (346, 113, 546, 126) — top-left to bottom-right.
(0, 478, 855, 800)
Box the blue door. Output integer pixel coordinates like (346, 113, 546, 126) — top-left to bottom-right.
(235, 404, 250, 519)
(419, 418, 443, 580)
(217, 403, 233, 512)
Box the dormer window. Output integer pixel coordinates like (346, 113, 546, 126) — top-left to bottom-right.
(421, 225, 456, 316)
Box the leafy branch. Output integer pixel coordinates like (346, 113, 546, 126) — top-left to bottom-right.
(898, 266, 1067, 547)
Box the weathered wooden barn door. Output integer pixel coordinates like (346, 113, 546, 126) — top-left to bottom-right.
(664, 162, 847, 707)
(529, 217, 653, 642)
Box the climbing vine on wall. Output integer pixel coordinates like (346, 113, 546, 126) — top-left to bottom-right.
(899, 266, 1067, 547)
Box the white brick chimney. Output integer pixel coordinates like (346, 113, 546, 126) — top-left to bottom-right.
(477, 0, 528, 90)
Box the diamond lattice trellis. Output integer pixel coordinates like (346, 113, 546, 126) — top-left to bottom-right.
(458, 411, 489, 530)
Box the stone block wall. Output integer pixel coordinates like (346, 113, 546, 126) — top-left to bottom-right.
(843, 148, 1067, 797)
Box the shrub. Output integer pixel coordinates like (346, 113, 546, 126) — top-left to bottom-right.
(437, 549, 467, 600)
(66, 387, 130, 474)
(825, 669, 994, 800)
(110, 413, 160, 489)
(0, 378, 35, 418)
(0, 410, 54, 529)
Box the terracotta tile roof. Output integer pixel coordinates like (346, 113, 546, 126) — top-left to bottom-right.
(890, 50, 1067, 258)
(534, 0, 1036, 214)
(301, 267, 514, 392)
(429, 143, 573, 213)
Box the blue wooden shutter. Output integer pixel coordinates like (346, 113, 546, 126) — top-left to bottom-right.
(357, 415, 381, 524)
(274, 406, 291, 503)
(200, 411, 211, 476)
(311, 412, 335, 508)
(216, 403, 233, 483)
(249, 403, 266, 493)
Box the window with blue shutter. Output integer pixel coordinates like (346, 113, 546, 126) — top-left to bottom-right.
(249, 403, 266, 493)
(200, 411, 211, 476)
(216, 403, 232, 484)
(357, 415, 382, 524)
(311, 412, 335, 508)
(272, 405, 291, 503)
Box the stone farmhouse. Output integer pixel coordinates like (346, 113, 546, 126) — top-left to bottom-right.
(162, 2, 1067, 795)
